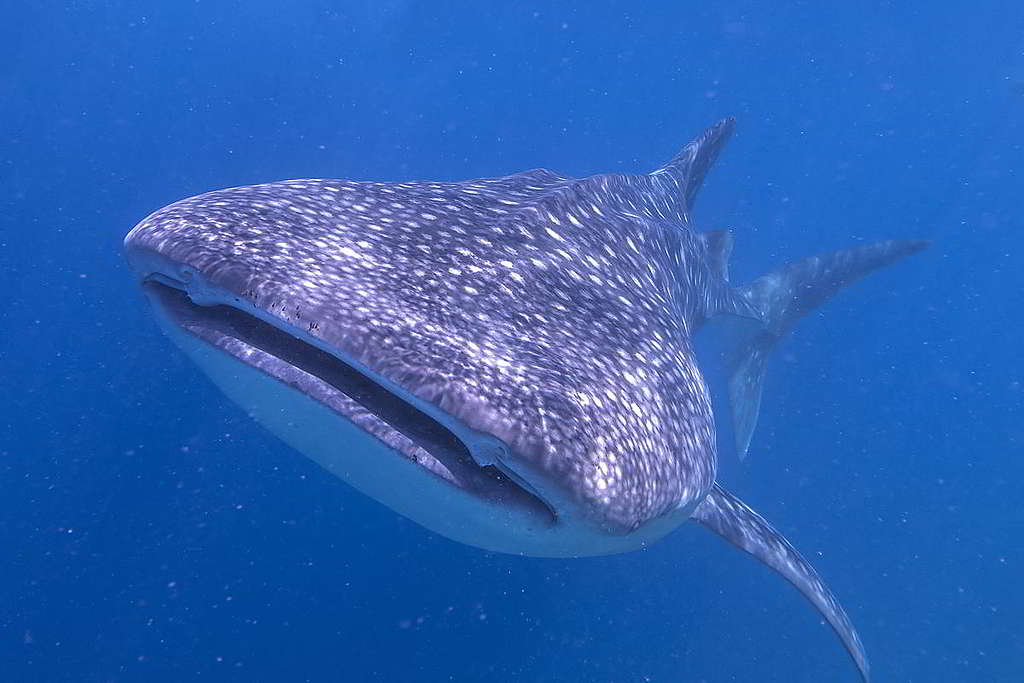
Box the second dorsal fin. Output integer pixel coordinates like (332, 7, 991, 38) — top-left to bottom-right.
(698, 229, 735, 282)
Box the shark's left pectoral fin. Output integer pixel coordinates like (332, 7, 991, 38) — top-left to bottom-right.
(693, 484, 869, 682)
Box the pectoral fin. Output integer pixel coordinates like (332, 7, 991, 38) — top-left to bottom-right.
(692, 484, 869, 682)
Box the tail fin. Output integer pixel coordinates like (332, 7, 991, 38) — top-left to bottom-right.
(729, 239, 929, 459)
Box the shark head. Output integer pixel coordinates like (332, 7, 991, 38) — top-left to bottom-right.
(125, 160, 722, 557)
(126, 119, 928, 680)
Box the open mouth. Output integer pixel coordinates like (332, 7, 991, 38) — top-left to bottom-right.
(142, 279, 555, 524)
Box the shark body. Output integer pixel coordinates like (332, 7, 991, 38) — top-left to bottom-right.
(125, 119, 926, 681)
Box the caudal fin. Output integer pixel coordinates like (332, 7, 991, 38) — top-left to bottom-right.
(728, 239, 929, 458)
(693, 484, 870, 682)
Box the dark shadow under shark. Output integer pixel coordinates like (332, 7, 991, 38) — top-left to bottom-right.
(124, 118, 927, 681)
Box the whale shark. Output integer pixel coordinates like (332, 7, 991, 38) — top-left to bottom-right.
(124, 119, 926, 681)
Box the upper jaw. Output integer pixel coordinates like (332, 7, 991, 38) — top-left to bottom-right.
(141, 266, 696, 556)
(128, 240, 562, 527)
(125, 221, 686, 540)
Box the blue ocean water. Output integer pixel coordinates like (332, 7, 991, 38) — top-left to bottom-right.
(2, 2, 1020, 681)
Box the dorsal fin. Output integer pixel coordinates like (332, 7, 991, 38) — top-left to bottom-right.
(651, 117, 736, 212)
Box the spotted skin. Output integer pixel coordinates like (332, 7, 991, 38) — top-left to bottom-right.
(125, 118, 925, 682)
(126, 152, 730, 532)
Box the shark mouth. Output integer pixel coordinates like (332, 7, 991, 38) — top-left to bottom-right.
(141, 278, 556, 525)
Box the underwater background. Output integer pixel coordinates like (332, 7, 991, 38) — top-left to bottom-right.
(2, 2, 1021, 681)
